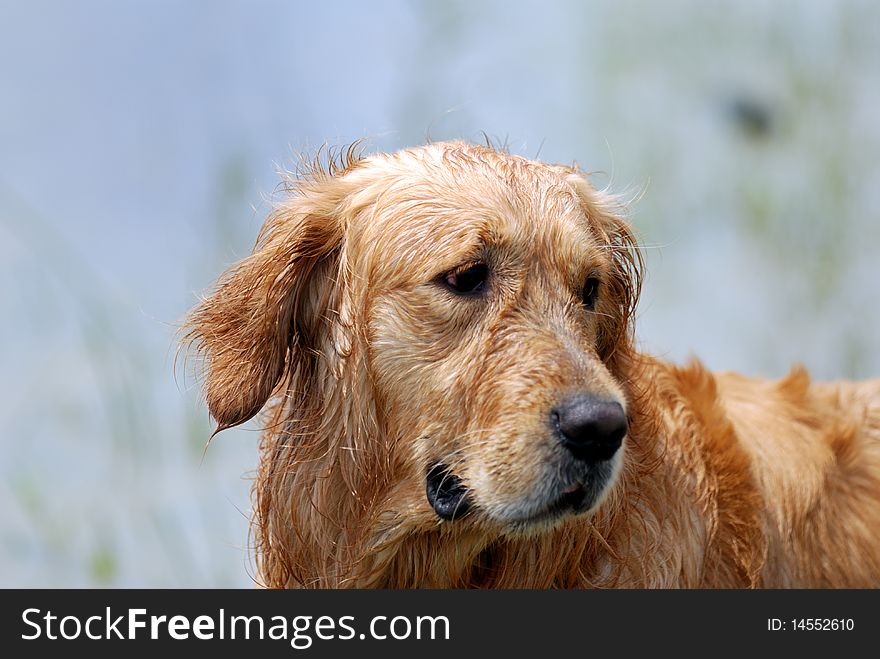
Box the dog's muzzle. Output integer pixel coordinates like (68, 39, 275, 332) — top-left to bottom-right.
(425, 395, 627, 526)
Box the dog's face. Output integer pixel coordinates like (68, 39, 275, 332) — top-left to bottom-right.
(357, 154, 634, 533)
(189, 142, 641, 537)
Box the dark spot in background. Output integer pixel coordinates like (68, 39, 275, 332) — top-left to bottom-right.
(726, 94, 775, 139)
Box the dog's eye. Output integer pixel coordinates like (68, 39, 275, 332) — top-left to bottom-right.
(443, 263, 488, 295)
(582, 277, 600, 310)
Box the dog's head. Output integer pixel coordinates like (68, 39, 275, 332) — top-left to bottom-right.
(187, 141, 642, 538)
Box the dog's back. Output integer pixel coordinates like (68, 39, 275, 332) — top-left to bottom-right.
(714, 369, 880, 586)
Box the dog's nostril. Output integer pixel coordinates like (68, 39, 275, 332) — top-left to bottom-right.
(553, 396, 627, 462)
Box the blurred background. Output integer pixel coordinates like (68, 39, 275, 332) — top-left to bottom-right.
(1, 0, 878, 586)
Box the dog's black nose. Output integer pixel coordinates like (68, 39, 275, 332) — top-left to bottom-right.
(553, 396, 627, 462)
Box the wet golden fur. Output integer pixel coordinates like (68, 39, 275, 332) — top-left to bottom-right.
(186, 141, 880, 588)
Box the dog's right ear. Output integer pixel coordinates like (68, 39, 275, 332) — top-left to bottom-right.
(184, 180, 347, 432)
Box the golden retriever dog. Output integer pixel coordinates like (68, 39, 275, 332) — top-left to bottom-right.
(185, 141, 880, 588)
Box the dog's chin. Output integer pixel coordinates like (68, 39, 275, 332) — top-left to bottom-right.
(492, 475, 614, 536)
(426, 457, 621, 533)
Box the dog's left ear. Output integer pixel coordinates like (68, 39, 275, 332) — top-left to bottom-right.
(565, 173, 643, 362)
(184, 180, 347, 432)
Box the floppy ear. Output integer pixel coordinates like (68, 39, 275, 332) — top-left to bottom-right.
(185, 183, 345, 431)
(565, 173, 643, 364)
